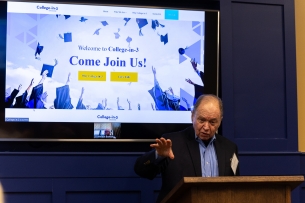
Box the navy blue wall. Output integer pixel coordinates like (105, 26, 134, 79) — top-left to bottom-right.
(0, 152, 304, 203)
(1, 0, 304, 202)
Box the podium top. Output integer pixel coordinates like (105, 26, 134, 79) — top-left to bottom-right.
(161, 176, 304, 203)
(181, 176, 304, 188)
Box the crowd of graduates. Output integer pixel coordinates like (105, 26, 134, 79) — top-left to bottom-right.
(5, 59, 203, 111)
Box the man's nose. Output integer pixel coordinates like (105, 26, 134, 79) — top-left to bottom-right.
(202, 121, 209, 130)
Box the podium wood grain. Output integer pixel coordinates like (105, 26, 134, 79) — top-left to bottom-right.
(161, 176, 304, 203)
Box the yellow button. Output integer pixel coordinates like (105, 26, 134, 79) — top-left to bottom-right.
(78, 71, 106, 81)
(110, 72, 138, 82)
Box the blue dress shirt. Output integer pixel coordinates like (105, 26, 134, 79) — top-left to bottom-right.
(195, 135, 219, 177)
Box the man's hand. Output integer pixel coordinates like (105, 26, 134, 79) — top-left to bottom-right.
(150, 138, 174, 159)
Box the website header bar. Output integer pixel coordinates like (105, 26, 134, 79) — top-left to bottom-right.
(7, 1, 205, 21)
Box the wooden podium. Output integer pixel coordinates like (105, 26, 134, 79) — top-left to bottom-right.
(161, 176, 304, 203)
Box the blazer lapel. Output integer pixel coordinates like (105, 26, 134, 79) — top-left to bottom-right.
(186, 128, 202, 176)
(214, 134, 225, 176)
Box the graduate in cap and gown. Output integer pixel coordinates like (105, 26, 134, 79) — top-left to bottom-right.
(27, 71, 48, 109)
(94, 98, 107, 110)
(27, 59, 58, 108)
(54, 72, 73, 109)
(76, 87, 86, 109)
(185, 58, 204, 105)
(117, 97, 125, 110)
(148, 66, 180, 111)
(5, 84, 22, 108)
(14, 78, 34, 108)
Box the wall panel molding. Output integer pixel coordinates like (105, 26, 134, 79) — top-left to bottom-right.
(220, 0, 297, 152)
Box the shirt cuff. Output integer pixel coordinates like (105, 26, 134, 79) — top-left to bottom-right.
(155, 150, 166, 163)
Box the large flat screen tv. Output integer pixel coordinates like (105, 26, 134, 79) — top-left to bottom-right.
(0, 0, 219, 144)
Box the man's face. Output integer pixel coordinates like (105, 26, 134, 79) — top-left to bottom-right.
(105, 129, 110, 136)
(191, 100, 222, 140)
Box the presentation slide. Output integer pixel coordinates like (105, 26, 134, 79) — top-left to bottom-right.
(5, 1, 205, 123)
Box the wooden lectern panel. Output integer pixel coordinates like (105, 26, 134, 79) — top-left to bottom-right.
(161, 176, 304, 203)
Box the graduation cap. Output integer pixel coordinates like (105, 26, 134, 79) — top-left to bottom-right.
(126, 36, 132, 47)
(123, 18, 131, 26)
(151, 20, 165, 30)
(63, 32, 72, 42)
(114, 28, 120, 39)
(93, 28, 101, 35)
(79, 17, 88, 22)
(160, 33, 168, 45)
(178, 47, 188, 55)
(64, 15, 70, 20)
(136, 18, 148, 36)
(101, 21, 108, 26)
(35, 42, 43, 58)
(40, 59, 58, 78)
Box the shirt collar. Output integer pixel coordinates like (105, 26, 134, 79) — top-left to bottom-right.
(195, 134, 216, 146)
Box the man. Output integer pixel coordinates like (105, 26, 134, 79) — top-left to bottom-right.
(134, 94, 240, 203)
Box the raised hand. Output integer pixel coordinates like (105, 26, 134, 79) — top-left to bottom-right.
(27, 78, 34, 92)
(185, 78, 195, 85)
(168, 87, 174, 95)
(127, 99, 131, 110)
(39, 70, 48, 85)
(66, 72, 71, 85)
(41, 92, 48, 102)
(30, 78, 34, 86)
(42, 70, 48, 79)
(150, 137, 174, 159)
(152, 66, 156, 75)
(190, 58, 198, 72)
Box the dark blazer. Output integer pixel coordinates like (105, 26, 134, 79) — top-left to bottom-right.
(134, 126, 240, 203)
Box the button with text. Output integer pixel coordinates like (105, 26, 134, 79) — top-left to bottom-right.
(78, 71, 106, 81)
(110, 72, 138, 82)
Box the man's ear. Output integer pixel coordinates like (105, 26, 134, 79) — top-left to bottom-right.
(218, 116, 223, 126)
